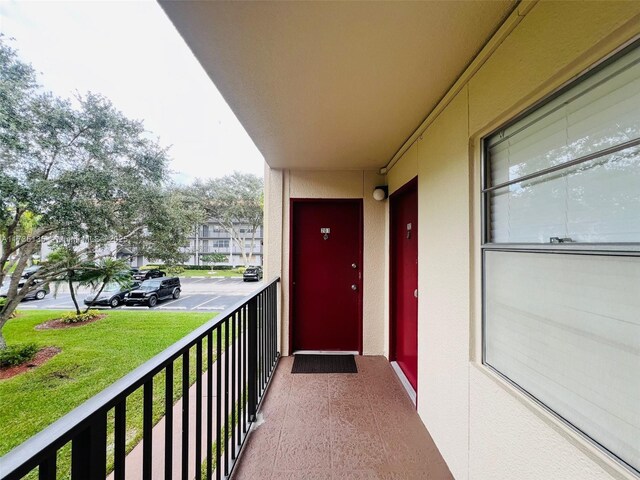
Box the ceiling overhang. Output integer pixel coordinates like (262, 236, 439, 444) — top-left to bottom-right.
(160, 1, 516, 171)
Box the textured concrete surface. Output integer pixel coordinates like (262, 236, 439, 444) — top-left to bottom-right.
(232, 356, 453, 480)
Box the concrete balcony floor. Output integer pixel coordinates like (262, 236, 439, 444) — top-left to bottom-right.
(232, 356, 453, 480)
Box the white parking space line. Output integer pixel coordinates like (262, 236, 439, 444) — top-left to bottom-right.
(195, 305, 226, 310)
(192, 296, 221, 310)
(157, 295, 192, 309)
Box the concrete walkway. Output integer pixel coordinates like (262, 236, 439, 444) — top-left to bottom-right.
(231, 356, 453, 480)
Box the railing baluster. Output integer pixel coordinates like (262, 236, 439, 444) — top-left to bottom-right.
(273, 283, 278, 361)
(237, 309, 243, 445)
(38, 453, 56, 480)
(248, 297, 258, 421)
(142, 380, 153, 480)
(216, 325, 222, 480)
(195, 340, 203, 480)
(71, 411, 107, 479)
(261, 292, 266, 392)
(114, 399, 126, 480)
(258, 293, 262, 397)
(207, 332, 213, 480)
(271, 284, 276, 366)
(231, 312, 236, 460)
(224, 318, 229, 476)
(165, 362, 174, 480)
(181, 351, 190, 480)
(268, 287, 272, 370)
(243, 305, 248, 434)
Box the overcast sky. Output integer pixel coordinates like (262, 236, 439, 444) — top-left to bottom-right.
(0, 0, 265, 183)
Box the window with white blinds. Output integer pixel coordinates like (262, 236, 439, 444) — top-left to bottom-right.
(484, 251, 640, 472)
(482, 43, 640, 474)
(486, 45, 640, 244)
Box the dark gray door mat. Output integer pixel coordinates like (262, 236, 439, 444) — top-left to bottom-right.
(291, 354, 358, 374)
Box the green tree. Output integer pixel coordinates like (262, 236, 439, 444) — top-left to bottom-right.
(0, 38, 201, 346)
(193, 172, 263, 266)
(200, 252, 227, 271)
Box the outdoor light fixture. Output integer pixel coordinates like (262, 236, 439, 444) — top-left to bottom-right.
(373, 186, 388, 201)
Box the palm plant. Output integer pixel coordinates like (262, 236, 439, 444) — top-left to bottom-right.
(46, 247, 90, 315)
(81, 258, 132, 312)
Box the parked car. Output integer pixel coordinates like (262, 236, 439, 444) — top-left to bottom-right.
(243, 266, 263, 282)
(83, 282, 141, 308)
(0, 280, 49, 301)
(124, 277, 181, 308)
(21, 265, 42, 279)
(129, 267, 140, 276)
(132, 268, 165, 282)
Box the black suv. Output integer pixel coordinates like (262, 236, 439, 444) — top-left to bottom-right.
(243, 266, 263, 282)
(132, 268, 165, 282)
(124, 277, 181, 307)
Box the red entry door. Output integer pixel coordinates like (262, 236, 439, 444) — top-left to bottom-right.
(291, 200, 362, 352)
(390, 178, 418, 391)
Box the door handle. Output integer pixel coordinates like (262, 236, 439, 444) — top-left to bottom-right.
(351, 284, 358, 291)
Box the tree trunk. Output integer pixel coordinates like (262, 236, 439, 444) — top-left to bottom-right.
(84, 281, 107, 313)
(68, 277, 81, 315)
(0, 242, 39, 348)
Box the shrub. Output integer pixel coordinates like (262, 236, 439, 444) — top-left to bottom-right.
(166, 265, 185, 276)
(60, 310, 101, 324)
(0, 343, 38, 367)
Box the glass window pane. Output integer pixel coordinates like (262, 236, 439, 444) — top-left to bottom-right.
(484, 250, 640, 471)
(489, 145, 640, 243)
(487, 47, 640, 186)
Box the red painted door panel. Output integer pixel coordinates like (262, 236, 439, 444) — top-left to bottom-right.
(390, 179, 418, 391)
(291, 200, 362, 352)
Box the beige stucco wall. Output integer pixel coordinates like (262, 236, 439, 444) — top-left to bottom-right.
(264, 169, 387, 356)
(388, 140, 418, 195)
(416, 86, 471, 478)
(399, 2, 640, 480)
(264, 1, 640, 479)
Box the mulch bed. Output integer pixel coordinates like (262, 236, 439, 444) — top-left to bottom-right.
(0, 346, 61, 380)
(35, 314, 107, 331)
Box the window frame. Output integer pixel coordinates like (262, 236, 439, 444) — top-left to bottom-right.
(480, 38, 640, 476)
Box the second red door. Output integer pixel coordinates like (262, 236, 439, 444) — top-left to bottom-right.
(390, 178, 418, 391)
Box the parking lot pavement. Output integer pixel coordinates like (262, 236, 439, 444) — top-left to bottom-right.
(14, 277, 264, 312)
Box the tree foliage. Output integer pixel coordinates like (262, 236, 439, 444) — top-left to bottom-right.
(0, 37, 202, 345)
(192, 172, 263, 266)
(200, 252, 228, 269)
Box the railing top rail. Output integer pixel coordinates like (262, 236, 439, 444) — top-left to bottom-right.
(0, 276, 280, 479)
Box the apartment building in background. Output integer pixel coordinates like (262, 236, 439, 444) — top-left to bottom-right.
(185, 221, 263, 267)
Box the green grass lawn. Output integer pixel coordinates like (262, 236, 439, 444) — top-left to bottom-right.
(0, 309, 218, 476)
(179, 268, 243, 278)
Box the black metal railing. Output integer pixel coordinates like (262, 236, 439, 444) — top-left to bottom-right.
(0, 277, 280, 480)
